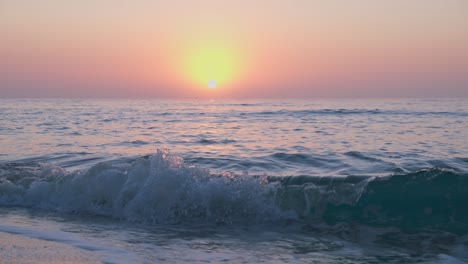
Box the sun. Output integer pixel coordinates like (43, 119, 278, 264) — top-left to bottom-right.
(184, 44, 238, 89)
(207, 80, 217, 89)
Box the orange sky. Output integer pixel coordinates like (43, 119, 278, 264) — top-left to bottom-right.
(1, 0, 467, 98)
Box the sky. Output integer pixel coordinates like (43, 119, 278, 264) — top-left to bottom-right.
(1, 0, 467, 98)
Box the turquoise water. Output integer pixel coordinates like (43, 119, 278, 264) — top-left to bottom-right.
(0, 99, 467, 263)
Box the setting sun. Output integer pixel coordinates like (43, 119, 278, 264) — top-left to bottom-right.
(183, 44, 239, 89)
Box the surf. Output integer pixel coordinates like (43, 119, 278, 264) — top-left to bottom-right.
(1, 150, 467, 234)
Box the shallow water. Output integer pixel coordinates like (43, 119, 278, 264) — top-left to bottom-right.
(0, 99, 467, 263)
(1, 207, 467, 264)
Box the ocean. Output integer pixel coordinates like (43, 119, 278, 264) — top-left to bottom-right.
(0, 99, 467, 263)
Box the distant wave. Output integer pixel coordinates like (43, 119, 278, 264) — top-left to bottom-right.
(247, 109, 468, 117)
(0, 151, 467, 233)
(197, 139, 237, 145)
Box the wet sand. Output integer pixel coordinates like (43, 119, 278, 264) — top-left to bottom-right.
(0, 232, 100, 264)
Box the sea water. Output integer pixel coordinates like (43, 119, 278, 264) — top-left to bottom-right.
(0, 99, 467, 263)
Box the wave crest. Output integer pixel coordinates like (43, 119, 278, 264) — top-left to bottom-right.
(0, 150, 289, 224)
(1, 152, 467, 234)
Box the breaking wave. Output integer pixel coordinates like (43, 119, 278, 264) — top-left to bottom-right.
(0, 150, 467, 233)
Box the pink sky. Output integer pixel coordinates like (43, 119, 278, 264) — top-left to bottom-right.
(1, 0, 467, 98)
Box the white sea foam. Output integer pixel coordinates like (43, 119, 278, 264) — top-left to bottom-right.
(0, 150, 293, 224)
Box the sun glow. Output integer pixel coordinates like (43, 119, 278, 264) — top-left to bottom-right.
(184, 44, 239, 89)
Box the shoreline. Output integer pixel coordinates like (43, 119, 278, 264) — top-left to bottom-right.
(0, 232, 100, 264)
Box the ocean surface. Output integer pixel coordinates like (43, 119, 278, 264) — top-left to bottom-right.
(0, 99, 467, 263)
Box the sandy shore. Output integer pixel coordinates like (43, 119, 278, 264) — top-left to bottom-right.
(0, 232, 100, 264)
